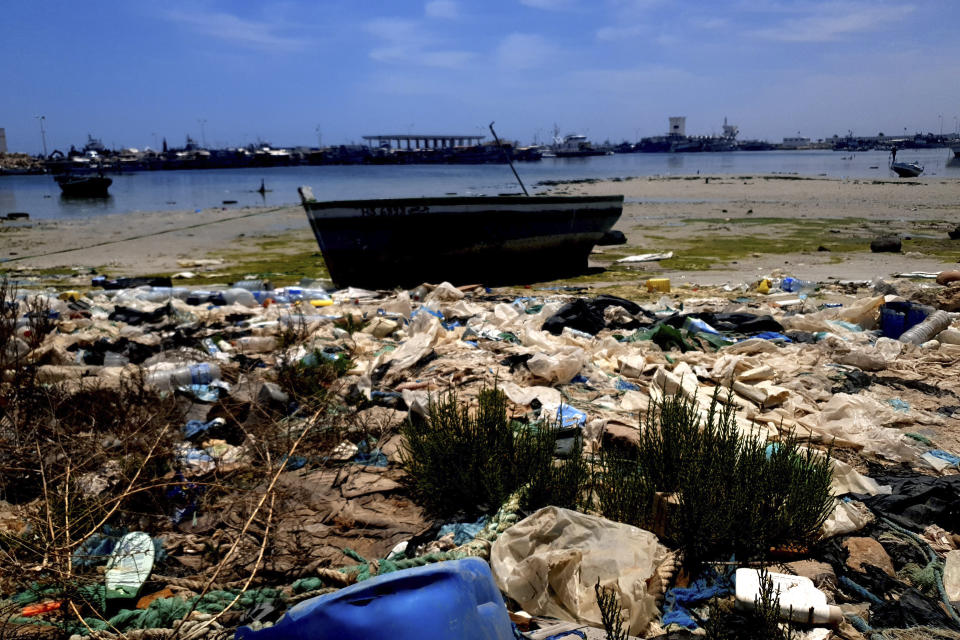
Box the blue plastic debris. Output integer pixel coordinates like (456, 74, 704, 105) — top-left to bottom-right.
(750, 331, 792, 342)
(682, 317, 721, 335)
(616, 378, 640, 391)
(662, 569, 734, 629)
(183, 418, 226, 440)
(887, 398, 910, 413)
(412, 307, 444, 321)
(353, 441, 388, 467)
(281, 455, 307, 471)
(828, 320, 863, 333)
(927, 450, 960, 467)
(438, 516, 488, 546)
(571, 374, 590, 384)
(235, 557, 515, 640)
(556, 404, 587, 428)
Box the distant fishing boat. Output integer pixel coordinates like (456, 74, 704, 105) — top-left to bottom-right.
(890, 161, 924, 178)
(552, 134, 608, 158)
(55, 174, 112, 197)
(298, 187, 623, 288)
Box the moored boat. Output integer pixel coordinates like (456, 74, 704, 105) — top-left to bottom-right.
(552, 134, 607, 158)
(298, 187, 624, 288)
(55, 174, 113, 197)
(890, 161, 924, 178)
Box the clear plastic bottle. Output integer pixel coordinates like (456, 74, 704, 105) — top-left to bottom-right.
(899, 310, 953, 345)
(220, 288, 258, 308)
(231, 279, 270, 292)
(235, 336, 277, 353)
(146, 363, 221, 390)
(780, 277, 816, 293)
(103, 352, 130, 367)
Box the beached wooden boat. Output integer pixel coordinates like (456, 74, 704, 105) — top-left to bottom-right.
(298, 187, 623, 288)
(890, 161, 924, 178)
(55, 174, 112, 197)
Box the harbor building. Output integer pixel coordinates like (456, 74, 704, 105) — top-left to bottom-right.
(0, 128, 7, 154)
(669, 117, 686, 137)
(362, 134, 485, 150)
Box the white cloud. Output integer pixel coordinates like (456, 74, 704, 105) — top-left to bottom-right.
(366, 17, 474, 68)
(520, 0, 576, 10)
(751, 3, 915, 42)
(596, 24, 648, 41)
(495, 33, 557, 69)
(425, 0, 458, 19)
(163, 9, 310, 52)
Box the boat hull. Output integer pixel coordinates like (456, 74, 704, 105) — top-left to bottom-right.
(890, 162, 923, 178)
(301, 194, 624, 288)
(55, 176, 113, 197)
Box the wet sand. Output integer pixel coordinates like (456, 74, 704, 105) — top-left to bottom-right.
(2, 175, 958, 286)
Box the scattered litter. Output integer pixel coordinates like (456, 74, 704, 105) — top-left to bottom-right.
(616, 251, 674, 263)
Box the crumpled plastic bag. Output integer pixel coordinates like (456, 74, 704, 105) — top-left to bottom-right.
(821, 499, 876, 539)
(527, 349, 586, 384)
(806, 393, 918, 462)
(943, 550, 960, 605)
(491, 506, 667, 637)
(499, 381, 562, 408)
(423, 281, 464, 305)
(829, 457, 891, 495)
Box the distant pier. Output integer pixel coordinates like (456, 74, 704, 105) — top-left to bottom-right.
(362, 134, 485, 150)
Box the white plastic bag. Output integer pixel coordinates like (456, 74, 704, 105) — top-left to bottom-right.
(491, 507, 667, 636)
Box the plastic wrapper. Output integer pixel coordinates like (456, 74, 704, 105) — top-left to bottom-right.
(526, 350, 586, 384)
(821, 499, 875, 539)
(491, 506, 667, 637)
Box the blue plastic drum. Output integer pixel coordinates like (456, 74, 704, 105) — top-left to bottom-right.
(235, 557, 514, 640)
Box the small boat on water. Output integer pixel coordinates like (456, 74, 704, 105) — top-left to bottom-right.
(55, 174, 112, 197)
(890, 161, 924, 178)
(298, 187, 624, 288)
(552, 133, 608, 158)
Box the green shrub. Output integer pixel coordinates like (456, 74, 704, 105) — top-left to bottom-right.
(400, 387, 589, 517)
(596, 390, 833, 572)
(521, 423, 591, 513)
(593, 446, 654, 529)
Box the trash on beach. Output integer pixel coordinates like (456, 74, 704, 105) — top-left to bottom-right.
(5, 271, 960, 639)
(616, 251, 674, 263)
(492, 507, 667, 637)
(734, 568, 842, 625)
(238, 557, 514, 640)
(105, 532, 156, 601)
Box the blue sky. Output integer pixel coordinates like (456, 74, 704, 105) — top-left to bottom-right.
(2, 0, 958, 153)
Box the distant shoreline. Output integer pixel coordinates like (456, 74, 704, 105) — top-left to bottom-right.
(2, 174, 957, 293)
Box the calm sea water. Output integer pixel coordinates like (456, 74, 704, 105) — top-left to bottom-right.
(2, 149, 957, 220)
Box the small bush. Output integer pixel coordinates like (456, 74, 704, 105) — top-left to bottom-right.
(400, 387, 589, 517)
(521, 423, 590, 513)
(593, 446, 654, 529)
(596, 390, 833, 572)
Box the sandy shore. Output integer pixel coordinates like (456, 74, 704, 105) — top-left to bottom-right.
(2, 175, 958, 287)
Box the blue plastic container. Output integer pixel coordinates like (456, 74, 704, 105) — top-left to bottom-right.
(880, 301, 928, 339)
(235, 557, 514, 640)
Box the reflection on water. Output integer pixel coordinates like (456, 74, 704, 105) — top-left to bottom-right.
(0, 187, 15, 213)
(58, 194, 115, 214)
(666, 155, 684, 170)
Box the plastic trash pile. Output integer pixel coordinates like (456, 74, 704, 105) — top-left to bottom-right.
(2, 271, 960, 639)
